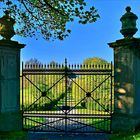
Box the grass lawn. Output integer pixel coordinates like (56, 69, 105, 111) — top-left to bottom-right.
(1, 131, 140, 140)
(0, 131, 27, 140)
(23, 109, 110, 115)
(84, 118, 111, 132)
(109, 131, 140, 140)
(23, 116, 46, 130)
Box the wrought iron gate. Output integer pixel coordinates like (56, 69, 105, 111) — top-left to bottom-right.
(21, 59, 113, 133)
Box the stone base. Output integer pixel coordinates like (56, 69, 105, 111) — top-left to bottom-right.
(0, 111, 22, 131)
(112, 113, 140, 133)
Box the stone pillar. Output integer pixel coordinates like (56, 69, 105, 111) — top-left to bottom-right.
(0, 40, 25, 131)
(108, 7, 140, 132)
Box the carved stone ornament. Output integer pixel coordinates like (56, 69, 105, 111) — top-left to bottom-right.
(0, 10, 15, 40)
(120, 6, 138, 38)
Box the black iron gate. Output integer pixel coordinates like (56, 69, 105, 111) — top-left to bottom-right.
(21, 59, 114, 133)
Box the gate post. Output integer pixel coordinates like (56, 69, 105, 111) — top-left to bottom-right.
(0, 12, 25, 131)
(108, 6, 140, 132)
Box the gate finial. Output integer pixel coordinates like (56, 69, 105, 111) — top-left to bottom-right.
(65, 58, 67, 67)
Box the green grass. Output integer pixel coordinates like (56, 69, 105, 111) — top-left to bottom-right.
(23, 109, 110, 115)
(23, 116, 46, 129)
(0, 131, 27, 140)
(1, 130, 140, 140)
(81, 118, 110, 132)
(109, 131, 140, 140)
(76, 108, 110, 114)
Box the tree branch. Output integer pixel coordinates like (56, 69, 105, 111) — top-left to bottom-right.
(43, 0, 68, 17)
(21, 0, 38, 19)
(21, 0, 47, 23)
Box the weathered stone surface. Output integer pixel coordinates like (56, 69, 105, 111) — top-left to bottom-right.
(0, 40, 25, 131)
(112, 113, 140, 132)
(0, 111, 22, 131)
(109, 38, 140, 132)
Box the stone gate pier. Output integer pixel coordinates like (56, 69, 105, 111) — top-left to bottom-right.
(109, 7, 140, 132)
(0, 11, 25, 131)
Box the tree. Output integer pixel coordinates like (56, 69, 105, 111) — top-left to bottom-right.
(48, 61, 58, 67)
(0, 0, 99, 40)
(83, 57, 108, 64)
(25, 58, 42, 65)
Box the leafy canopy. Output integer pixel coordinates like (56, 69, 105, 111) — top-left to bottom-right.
(83, 57, 108, 64)
(0, 0, 99, 40)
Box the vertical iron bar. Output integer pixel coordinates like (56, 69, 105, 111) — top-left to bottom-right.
(110, 61, 113, 133)
(65, 58, 68, 133)
(48, 68, 50, 131)
(92, 68, 94, 132)
(105, 65, 107, 132)
(35, 73, 37, 115)
(31, 67, 32, 130)
(81, 74, 83, 116)
(98, 71, 100, 131)
(54, 71, 55, 114)
(22, 62, 24, 130)
(87, 66, 89, 133)
(62, 69, 64, 131)
(41, 66, 43, 125)
(27, 65, 29, 129)
(39, 70, 40, 119)
(74, 70, 76, 130)
(105, 72, 107, 131)
(100, 69, 102, 131)
(27, 67, 28, 114)
(44, 71, 47, 129)
(103, 69, 105, 131)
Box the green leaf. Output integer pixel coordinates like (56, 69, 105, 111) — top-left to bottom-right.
(80, 6, 83, 10)
(67, 29, 71, 33)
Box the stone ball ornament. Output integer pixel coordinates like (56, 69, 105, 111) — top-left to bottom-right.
(0, 10, 15, 40)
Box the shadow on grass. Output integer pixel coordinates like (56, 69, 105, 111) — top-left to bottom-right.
(2, 130, 140, 140)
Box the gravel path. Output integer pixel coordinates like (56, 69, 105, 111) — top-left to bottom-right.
(27, 132, 109, 140)
(26, 112, 110, 140)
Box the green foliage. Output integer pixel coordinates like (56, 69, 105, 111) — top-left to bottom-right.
(0, 0, 99, 40)
(83, 57, 108, 64)
(48, 61, 58, 66)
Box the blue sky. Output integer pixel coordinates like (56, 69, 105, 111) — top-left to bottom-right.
(6, 1, 140, 64)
